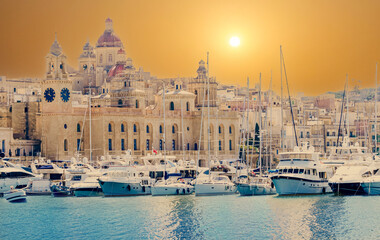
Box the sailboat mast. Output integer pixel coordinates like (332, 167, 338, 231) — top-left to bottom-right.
(280, 46, 284, 151)
(346, 74, 350, 142)
(269, 70, 273, 170)
(207, 52, 211, 176)
(259, 73, 262, 175)
(375, 63, 378, 154)
(181, 98, 185, 161)
(163, 83, 167, 184)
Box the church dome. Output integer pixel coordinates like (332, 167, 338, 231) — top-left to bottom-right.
(108, 63, 125, 77)
(96, 18, 124, 48)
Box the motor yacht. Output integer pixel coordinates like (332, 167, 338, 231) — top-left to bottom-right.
(151, 173, 194, 196)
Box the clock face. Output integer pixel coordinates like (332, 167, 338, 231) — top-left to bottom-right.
(60, 88, 70, 102)
(44, 88, 55, 102)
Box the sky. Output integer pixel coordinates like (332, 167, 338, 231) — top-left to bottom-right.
(1, 0, 380, 96)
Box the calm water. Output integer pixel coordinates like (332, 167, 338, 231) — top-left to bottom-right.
(0, 194, 379, 239)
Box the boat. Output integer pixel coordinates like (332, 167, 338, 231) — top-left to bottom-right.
(98, 170, 154, 197)
(4, 187, 27, 203)
(270, 144, 334, 195)
(237, 174, 276, 196)
(0, 160, 40, 196)
(50, 183, 71, 197)
(328, 161, 380, 195)
(361, 166, 380, 195)
(151, 173, 194, 196)
(71, 176, 103, 197)
(195, 166, 237, 196)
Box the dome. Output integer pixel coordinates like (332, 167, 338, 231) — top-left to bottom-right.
(96, 18, 123, 48)
(108, 63, 125, 77)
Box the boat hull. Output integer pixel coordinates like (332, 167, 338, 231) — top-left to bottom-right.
(271, 176, 332, 195)
(151, 184, 194, 196)
(4, 190, 27, 203)
(237, 183, 276, 196)
(74, 188, 103, 197)
(98, 180, 151, 196)
(361, 181, 380, 195)
(328, 182, 365, 195)
(195, 183, 236, 196)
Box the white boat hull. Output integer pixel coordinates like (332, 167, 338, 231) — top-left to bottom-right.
(195, 182, 236, 196)
(98, 180, 151, 196)
(4, 190, 27, 202)
(151, 183, 194, 196)
(271, 176, 332, 195)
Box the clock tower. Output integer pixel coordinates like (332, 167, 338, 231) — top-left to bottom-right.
(41, 35, 72, 113)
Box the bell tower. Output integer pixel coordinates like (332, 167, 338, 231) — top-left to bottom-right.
(41, 34, 72, 114)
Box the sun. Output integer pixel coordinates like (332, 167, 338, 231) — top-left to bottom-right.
(229, 36, 240, 47)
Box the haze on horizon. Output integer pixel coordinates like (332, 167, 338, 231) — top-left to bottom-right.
(1, 0, 380, 96)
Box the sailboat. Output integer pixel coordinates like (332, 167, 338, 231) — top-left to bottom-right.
(195, 53, 237, 196)
(237, 74, 276, 196)
(151, 83, 194, 196)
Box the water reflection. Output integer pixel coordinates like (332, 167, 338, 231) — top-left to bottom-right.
(267, 195, 346, 239)
(146, 196, 203, 239)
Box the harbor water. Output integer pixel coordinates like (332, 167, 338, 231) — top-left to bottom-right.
(1, 194, 379, 239)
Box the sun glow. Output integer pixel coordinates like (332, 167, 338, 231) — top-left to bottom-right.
(229, 36, 240, 47)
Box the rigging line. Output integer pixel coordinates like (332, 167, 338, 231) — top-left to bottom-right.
(281, 49, 298, 147)
(337, 79, 347, 146)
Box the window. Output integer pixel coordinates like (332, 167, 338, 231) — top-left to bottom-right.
(108, 54, 112, 63)
(133, 124, 137, 133)
(77, 139, 81, 151)
(327, 142, 330, 146)
(160, 140, 163, 150)
(2, 140, 5, 153)
(194, 143, 198, 150)
(229, 126, 232, 134)
(64, 124, 67, 129)
(306, 132, 310, 138)
(327, 131, 330, 137)
(134, 139, 137, 150)
(64, 139, 68, 152)
(300, 132, 304, 138)
(121, 139, 125, 151)
(229, 140, 232, 150)
(14, 88, 16, 93)
(172, 125, 175, 134)
(186, 102, 190, 111)
(170, 102, 174, 111)
(99, 54, 103, 64)
(146, 125, 150, 133)
(121, 124, 125, 133)
(77, 123, 81, 133)
(146, 139, 150, 150)
(172, 140, 176, 150)
(293, 169, 299, 174)
(108, 123, 112, 132)
(159, 125, 163, 134)
(124, 82, 127, 87)
(187, 143, 190, 150)
(108, 139, 112, 151)
(219, 126, 222, 134)
(25, 107, 28, 113)
(219, 140, 222, 151)
(136, 100, 139, 108)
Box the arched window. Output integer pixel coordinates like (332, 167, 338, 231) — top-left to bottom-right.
(124, 82, 127, 87)
(77, 123, 81, 133)
(108, 123, 112, 132)
(170, 102, 174, 111)
(229, 126, 232, 134)
(159, 125, 163, 134)
(121, 124, 125, 133)
(108, 139, 112, 151)
(133, 139, 137, 150)
(121, 139, 125, 151)
(172, 125, 175, 134)
(219, 126, 222, 134)
(118, 99, 123, 107)
(146, 125, 150, 133)
(133, 124, 137, 133)
(194, 143, 198, 151)
(229, 140, 232, 150)
(187, 143, 190, 150)
(136, 100, 139, 108)
(64, 139, 68, 152)
(186, 102, 190, 111)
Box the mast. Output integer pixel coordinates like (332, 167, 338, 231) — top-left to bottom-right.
(181, 98, 185, 161)
(346, 74, 350, 142)
(163, 83, 167, 184)
(207, 52, 211, 180)
(269, 70, 273, 170)
(375, 63, 378, 154)
(280, 46, 284, 151)
(259, 73, 262, 175)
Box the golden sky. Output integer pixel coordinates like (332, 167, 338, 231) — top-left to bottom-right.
(1, 0, 380, 95)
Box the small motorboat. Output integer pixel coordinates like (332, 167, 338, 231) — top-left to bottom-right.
(4, 187, 27, 203)
(50, 183, 71, 197)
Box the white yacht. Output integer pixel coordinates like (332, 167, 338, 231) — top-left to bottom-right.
(195, 165, 237, 196)
(98, 170, 154, 196)
(4, 187, 27, 203)
(71, 175, 103, 197)
(151, 173, 194, 196)
(361, 165, 380, 195)
(329, 161, 380, 195)
(0, 160, 39, 195)
(270, 144, 334, 195)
